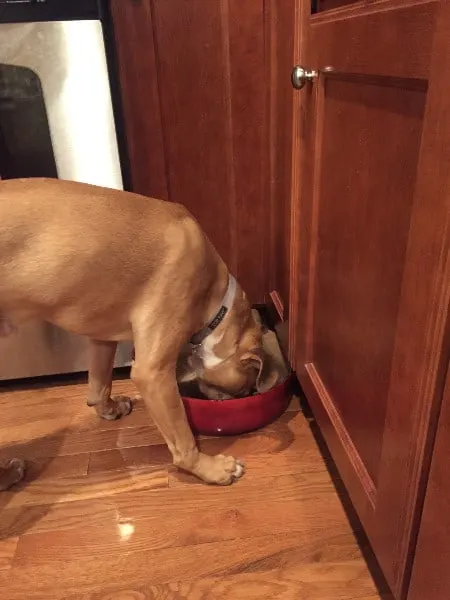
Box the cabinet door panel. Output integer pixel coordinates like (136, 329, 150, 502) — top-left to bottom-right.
(314, 78, 426, 483)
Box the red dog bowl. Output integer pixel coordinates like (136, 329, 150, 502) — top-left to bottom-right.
(181, 374, 294, 436)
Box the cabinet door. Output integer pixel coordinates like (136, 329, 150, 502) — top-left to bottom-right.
(110, 0, 293, 305)
(290, 0, 450, 597)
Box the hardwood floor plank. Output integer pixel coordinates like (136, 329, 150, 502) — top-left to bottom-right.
(286, 395, 301, 412)
(13, 518, 357, 569)
(9, 472, 353, 558)
(86, 416, 318, 479)
(66, 561, 380, 600)
(87, 444, 172, 474)
(1, 404, 304, 466)
(1, 425, 163, 461)
(5, 532, 364, 598)
(0, 471, 345, 538)
(0, 453, 89, 483)
(0, 537, 18, 572)
(1, 428, 119, 461)
(1, 465, 168, 509)
(171, 441, 325, 487)
(0, 496, 119, 540)
(0, 413, 75, 446)
(116, 424, 166, 449)
(69, 396, 147, 433)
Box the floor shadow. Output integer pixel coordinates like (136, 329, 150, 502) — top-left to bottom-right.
(0, 429, 68, 539)
(202, 407, 298, 452)
(298, 390, 394, 600)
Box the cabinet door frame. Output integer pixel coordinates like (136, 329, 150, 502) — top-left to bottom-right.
(408, 365, 450, 600)
(289, 1, 450, 596)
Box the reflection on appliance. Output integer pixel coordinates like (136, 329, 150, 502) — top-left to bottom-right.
(0, 64, 57, 178)
(0, 1, 133, 380)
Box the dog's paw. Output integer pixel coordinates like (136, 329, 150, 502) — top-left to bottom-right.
(194, 453, 245, 485)
(0, 458, 26, 491)
(100, 396, 133, 421)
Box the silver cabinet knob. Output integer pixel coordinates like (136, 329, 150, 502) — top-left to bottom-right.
(291, 65, 318, 90)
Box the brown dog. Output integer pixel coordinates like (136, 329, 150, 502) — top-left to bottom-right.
(0, 178, 279, 490)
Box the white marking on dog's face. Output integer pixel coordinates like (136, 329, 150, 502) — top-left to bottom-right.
(199, 331, 225, 368)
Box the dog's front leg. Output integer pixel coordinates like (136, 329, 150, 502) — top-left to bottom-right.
(132, 337, 244, 485)
(87, 339, 133, 420)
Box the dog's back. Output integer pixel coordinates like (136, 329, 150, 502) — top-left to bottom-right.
(0, 177, 184, 247)
(0, 178, 207, 339)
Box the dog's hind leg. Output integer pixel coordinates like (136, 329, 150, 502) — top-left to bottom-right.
(87, 339, 133, 420)
(0, 458, 25, 491)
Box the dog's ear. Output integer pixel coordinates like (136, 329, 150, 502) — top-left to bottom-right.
(240, 348, 279, 393)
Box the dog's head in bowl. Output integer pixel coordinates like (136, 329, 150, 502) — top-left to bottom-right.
(195, 346, 278, 400)
(179, 303, 281, 401)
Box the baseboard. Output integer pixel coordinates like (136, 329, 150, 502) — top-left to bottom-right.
(262, 290, 285, 329)
(269, 290, 284, 321)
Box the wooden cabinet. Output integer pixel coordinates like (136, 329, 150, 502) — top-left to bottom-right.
(109, 0, 294, 307)
(289, 0, 450, 598)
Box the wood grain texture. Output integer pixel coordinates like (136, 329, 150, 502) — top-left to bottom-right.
(288, 0, 309, 364)
(0, 377, 384, 599)
(373, 0, 450, 593)
(151, 0, 237, 271)
(290, 0, 448, 596)
(227, 0, 267, 298)
(266, 0, 295, 317)
(109, 0, 169, 199)
(313, 76, 426, 483)
(0, 537, 18, 571)
(111, 0, 272, 302)
(63, 565, 387, 600)
(310, 1, 437, 80)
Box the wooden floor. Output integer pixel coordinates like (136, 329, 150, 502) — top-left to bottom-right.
(0, 377, 386, 600)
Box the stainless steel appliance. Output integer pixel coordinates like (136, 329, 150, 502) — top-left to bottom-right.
(0, 0, 133, 380)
